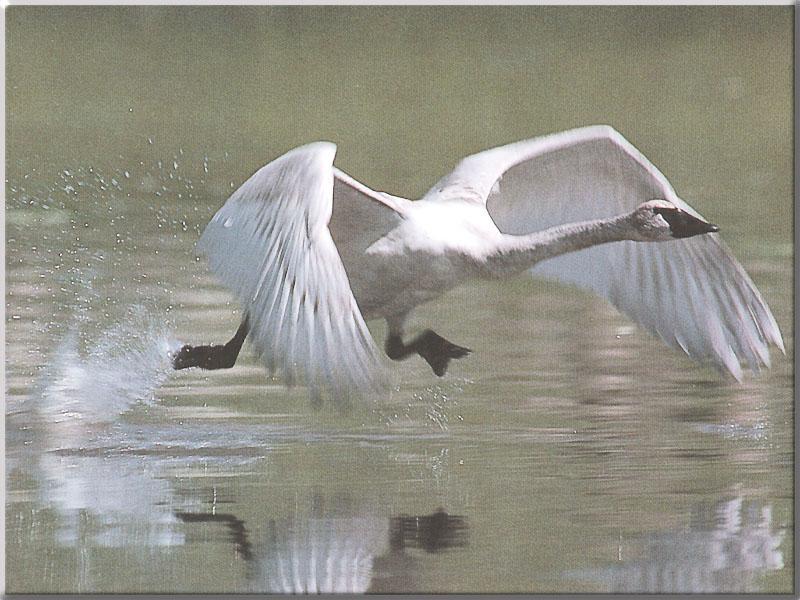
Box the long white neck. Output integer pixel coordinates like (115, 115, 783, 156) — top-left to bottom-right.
(485, 214, 633, 276)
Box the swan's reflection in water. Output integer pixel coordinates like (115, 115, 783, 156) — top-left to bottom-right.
(569, 496, 785, 593)
(389, 509, 469, 553)
(17, 407, 470, 593)
(254, 515, 388, 593)
(175, 512, 253, 561)
(370, 510, 469, 593)
(244, 508, 468, 593)
(173, 506, 468, 593)
(11, 350, 470, 593)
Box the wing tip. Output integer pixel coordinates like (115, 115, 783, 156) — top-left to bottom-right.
(291, 140, 337, 164)
(267, 141, 338, 182)
(558, 124, 625, 146)
(581, 123, 620, 138)
(729, 367, 745, 384)
(768, 324, 786, 355)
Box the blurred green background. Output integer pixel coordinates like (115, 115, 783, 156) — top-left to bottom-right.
(7, 6, 792, 225)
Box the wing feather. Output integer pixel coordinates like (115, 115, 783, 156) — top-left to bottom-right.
(196, 142, 389, 396)
(429, 125, 782, 378)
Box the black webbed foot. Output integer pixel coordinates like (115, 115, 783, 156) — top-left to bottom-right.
(172, 343, 237, 370)
(414, 329, 471, 376)
(385, 328, 471, 376)
(172, 316, 249, 371)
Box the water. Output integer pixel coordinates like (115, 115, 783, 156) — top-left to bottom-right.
(5, 6, 793, 593)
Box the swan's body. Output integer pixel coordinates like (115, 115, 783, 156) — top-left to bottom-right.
(176, 126, 783, 395)
(343, 198, 501, 318)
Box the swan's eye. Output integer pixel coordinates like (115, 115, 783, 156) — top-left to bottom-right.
(652, 206, 683, 230)
(652, 206, 677, 216)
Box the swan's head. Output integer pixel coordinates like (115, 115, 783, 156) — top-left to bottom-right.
(630, 199, 719, 241)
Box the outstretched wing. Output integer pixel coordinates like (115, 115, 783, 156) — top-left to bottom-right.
(427, 125, 783, 379)
(197, 142, 392, 396)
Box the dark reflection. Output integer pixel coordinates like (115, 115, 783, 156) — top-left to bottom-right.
(368, 509, 469, 593)
(568, 496, 785, 593)
(249, 507, 469, 593)
(175, 511, 253, 561)
(389, 508, 469, 553)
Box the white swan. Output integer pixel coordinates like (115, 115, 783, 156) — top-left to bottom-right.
(173, 125, 783, 396)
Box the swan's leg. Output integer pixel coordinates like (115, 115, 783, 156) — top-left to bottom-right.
(172, 315, 249, 370)
(384, 316, 471, 377)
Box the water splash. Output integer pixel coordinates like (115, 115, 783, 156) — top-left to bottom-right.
(36, 305, 178, 425)
(377, 377, 473, 431)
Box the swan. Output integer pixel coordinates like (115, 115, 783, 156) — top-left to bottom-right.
(172, 125, 783, 397)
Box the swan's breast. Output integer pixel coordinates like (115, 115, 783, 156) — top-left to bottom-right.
(348, 200, 500, 319)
